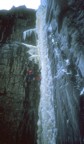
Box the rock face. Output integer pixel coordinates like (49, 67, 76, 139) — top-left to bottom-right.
(0, 6, 40, 144)
(0, 1, 84, 144)
(36, 0, 84, 144)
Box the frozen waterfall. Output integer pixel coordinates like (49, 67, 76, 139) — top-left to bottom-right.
(22, 4, 57, 144)
(36, 6, 57, 144)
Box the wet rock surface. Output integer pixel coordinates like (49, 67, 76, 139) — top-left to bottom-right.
(36, 0, 84, 144)
(0, 6, 40, 144)
(46, 0, 84, 143)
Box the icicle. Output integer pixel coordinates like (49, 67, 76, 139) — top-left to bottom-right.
(23, 31, 26, 40)
(23, 28, 36, 40)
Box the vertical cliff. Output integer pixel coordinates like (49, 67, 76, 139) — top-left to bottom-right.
(36, 0, 84, 144)
(0, 6, 40, 144)
(0, 1, 84, 144)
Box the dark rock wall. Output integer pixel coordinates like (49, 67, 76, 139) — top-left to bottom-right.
(46, 0, 84, 143)
(0, 6, 39, 144)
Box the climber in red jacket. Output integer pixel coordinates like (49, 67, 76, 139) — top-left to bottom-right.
(24, 69, 41, 87)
